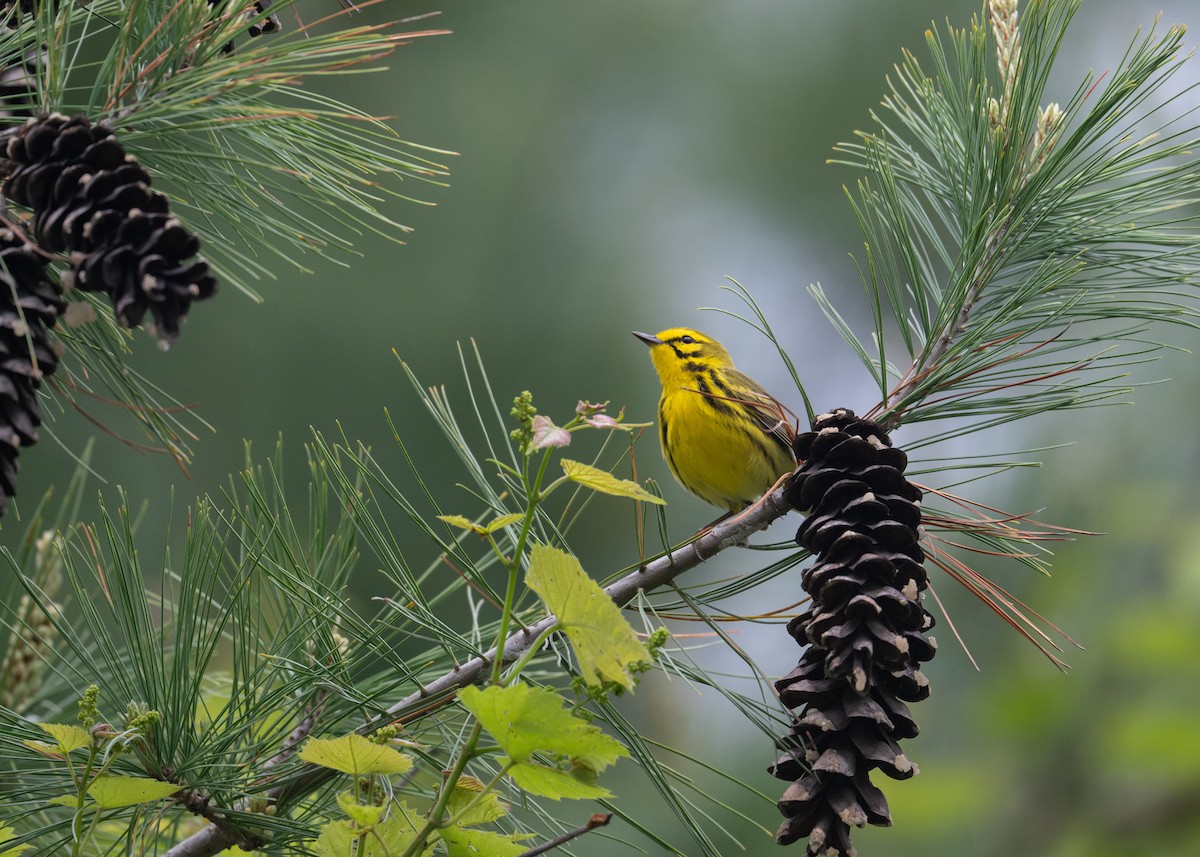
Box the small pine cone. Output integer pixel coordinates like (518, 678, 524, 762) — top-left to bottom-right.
(2, 113, 216, 343)
(0, 50, 44, 121)
(1, 592, 61, 711)
(1, 530, 65, 711)
(770, 408, 935, 855)
(74, 211, 216, 342)
(0, 225, 64, 513)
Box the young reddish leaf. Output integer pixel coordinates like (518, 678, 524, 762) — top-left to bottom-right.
(531, 415, 571, 450)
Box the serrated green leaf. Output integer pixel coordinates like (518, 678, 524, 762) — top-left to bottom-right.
(441, 826, 532, 857)
(37, 723, 91, 753)
(299, 734, 414, 776)
(313, 803, 430, 857)
(311, 821, 356, 857)
(446, 776, 507, 827)
(507, 761, 612, 800)
(438, 514, 483, 533)
(86, 776, 180, 809)
(483, 513, 525, 533)
(526, 544, 649, 690)
(459, 683, 627, 770)
(0, 822, 31, 856)
(337, 791, 384, 827)
(560, 460, 665, 504)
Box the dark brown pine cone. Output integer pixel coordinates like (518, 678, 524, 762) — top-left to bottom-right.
(770, 408, 935, 856)
(0, 224, 63, 513)
(3, 113, 216, 343)
(209, 0, 282, 53)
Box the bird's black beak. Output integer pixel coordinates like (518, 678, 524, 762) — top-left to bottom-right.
(632, 331, 663, 346)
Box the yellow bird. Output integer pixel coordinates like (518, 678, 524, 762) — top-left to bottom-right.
(634, 328, 797, 513)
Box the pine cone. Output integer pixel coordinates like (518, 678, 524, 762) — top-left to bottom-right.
(209, 0, 281, 53)
(1, 530, 64, 710)
(247, 1, 280, 38)
(0, 224, 64, 513)
(1, 0, 41, 26)
(770, 408, 935, 856)
(3, 113, 216, 343)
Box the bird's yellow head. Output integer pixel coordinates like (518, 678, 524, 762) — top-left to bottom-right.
(632, 328, 734, 388)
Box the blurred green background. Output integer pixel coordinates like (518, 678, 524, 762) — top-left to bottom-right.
(9, 1, 1200, 854)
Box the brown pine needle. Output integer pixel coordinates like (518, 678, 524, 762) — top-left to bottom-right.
(435, 555, 503, 613)
(932, 546, 1062, 651)
(926, 544, 1072, 671)
(924, 580, 979, 671)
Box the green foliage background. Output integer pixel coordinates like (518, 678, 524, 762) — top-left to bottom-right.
(6, 1, 1200, 854)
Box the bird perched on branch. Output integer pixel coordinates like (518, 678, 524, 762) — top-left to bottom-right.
(634, 328, 797, 514)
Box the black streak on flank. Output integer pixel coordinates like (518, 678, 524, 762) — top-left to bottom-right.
(694, 372, 735, 415)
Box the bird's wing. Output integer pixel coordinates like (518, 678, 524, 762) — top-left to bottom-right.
(725, 369, 798, 455)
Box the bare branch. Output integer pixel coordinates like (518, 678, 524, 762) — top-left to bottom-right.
(517, 813, 613, 857)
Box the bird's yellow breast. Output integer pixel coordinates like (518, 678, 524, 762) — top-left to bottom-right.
(657, 383, 793, 513)
(637, 327, 795, 513)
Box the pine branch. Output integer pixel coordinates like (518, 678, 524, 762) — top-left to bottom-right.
(163, 486, 796, 857)
(825, 1, 1200, 441)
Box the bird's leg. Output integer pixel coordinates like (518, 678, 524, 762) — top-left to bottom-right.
(693, 471, 796, 542)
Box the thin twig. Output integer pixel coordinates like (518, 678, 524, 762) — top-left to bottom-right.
(516, 813, 613, 857)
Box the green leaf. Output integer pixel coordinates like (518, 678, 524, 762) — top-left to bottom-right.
(311, 821, 358, 857)
(46, 795, 77, 808)
(313, 803, 430, 857)
(337, 791, 384, 827)
(446, 776, 507, 826)
(86, 776, 180, 809)
(441, 826, 532, 857)
(560, 460, 666, 505)
(459, 682, 627, 770)
(525, 544, 650, 690)
(508, 761, 612, 800)
(298, 734, 414, 777)
(438, 512, 524, 535)
(22, 740, 66, 760)
(483, 513, 525, 533)
(438, 514, 483, 533)
(0, 822, 31, 856)
(37, 723, 92, 753)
